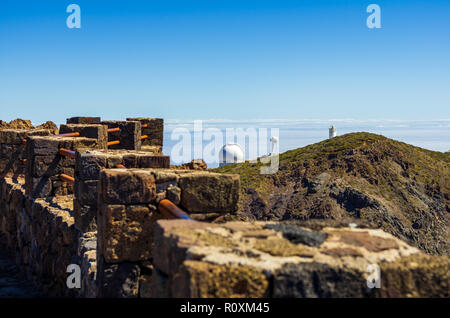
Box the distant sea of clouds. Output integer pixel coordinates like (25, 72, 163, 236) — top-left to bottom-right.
(163, 119, 450, 168)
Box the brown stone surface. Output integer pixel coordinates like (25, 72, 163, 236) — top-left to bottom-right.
(0, 177, 78, 297)
(25, 136, 100, 198)
(151, 219, 448, 298)
(173, 260, 269, 298)
(178, 172, 240, 213)
(74, 202, 97, 233)
(99, 169, 156, 204)
(67, 117, 101, 124)
(102, 120, 141, 150)
(378, 253, 450, 298)
(152, 220, 220, 276)
(0, 129, 50, 145)
(98, 204, 159, 263)
(60, 124, 108, 149)
(127, 118, 163, 147)
(332, 230, 399, 252)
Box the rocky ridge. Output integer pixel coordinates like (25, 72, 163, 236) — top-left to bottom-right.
(215, 132, 449, 255)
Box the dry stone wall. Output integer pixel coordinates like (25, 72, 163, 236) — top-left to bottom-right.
(25, 136, 100, 198)
(0, 177, 78, 296)
(59, 124, 108, 149)
(0, 129, 51, 177)
(127, 118, 164, 147)
(0, 117, 177, 298)
(74, 150, 170, 233)
(96, 168, 240, 297)
(102, 120, 142, 150)
(152, 220, 450, 298)
(1, 117, 448, 298)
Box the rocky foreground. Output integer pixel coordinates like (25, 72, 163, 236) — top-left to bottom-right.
(216, 132, 449, 256)
(153, 219, 449, 297)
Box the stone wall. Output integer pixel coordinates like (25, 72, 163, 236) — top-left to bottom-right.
(0, 177, 79, 296)
(152, 220, 450, 298)
(95, 168, 240, 297)
(1, 117, 448, 299)
(25, 136, 100, 198)
(67, 117, 101, 125)
(59, 124, 108, 149)
(102, 120, 142, 150)
(127, 118, 164, 148)
(0, 129, 51, 177)
(74, 150, 170, 233)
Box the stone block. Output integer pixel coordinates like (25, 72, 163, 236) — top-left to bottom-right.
(29, 155, 73, 178)
(122, 153, 169, 169)
(99, 169, 156, 205)
(172, 261, 269, 298)
(75, 179, 98, 206)
(377, 254, 450, 298)
(0, 129, 50, 144)
(74, 202, 97, 233)
(98, 204, 158, 263)
(26, 136, 62, 156)
(102, 120, 141, 150)
(152, 220, 220, 276)
(27, 136, 98, 157)
(272, 262, 370, 297)
(97, 256, 140, 298)
(127, 118, 164, 147)
(178, 172, 240, 213)
(75, 151, 107, 181)
(139, 155, 170, 168)
(60, 124, 108, 149)
(26, 177, 52, 198)
(67, 117, 101, 124)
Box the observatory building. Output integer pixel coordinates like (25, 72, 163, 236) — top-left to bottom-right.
(329, 125, 337, 139)
(270, 136, 279, 156)
(219, 143, 245, 167)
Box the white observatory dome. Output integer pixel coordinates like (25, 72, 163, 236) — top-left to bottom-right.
(219, 143, 245, 167)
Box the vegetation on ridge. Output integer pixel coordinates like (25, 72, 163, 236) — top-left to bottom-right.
(215, 132, 450, 255)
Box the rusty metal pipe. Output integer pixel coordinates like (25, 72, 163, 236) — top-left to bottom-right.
(107, 140, 120, 147)
(107, 128, 120, 133)
(141, 135, 148, 140)
(59, 148, 76, 159)
(158, 199, 193, 220)
(52, 132, 80, 138)
(60, 174, 75, 185)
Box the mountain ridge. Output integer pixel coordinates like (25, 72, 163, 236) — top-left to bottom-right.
(215, 132, 449, 255)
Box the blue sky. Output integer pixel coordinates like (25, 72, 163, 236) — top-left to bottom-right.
(1, 0, 449, 124)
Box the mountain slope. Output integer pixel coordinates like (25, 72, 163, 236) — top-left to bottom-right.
(215, 132, 449, 255)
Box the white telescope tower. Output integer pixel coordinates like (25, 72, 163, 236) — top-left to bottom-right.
(329, 125, 337, 139)
(270, 136, 279, 156)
